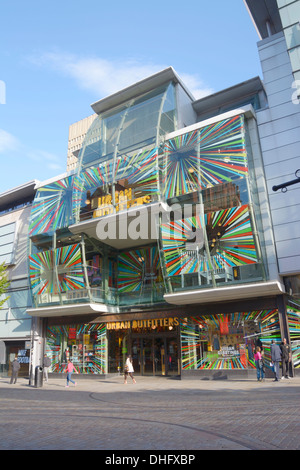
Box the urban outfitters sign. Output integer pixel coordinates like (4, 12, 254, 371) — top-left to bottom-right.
(106, 317, 179, 330)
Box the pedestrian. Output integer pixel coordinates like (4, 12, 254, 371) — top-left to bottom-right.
(65, 359, 78, 388)
(43, 354, 51, 382)
(271, 340, 282, 382)
(10, 356, 20, 384)
(280, 338, 291, 380)
(124, 354, 136, 384)
(254, 346, 265, 381)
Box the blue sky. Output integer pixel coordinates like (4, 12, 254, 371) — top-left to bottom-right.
(0, 0, 262, 193)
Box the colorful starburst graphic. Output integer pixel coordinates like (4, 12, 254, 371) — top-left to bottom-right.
(29, 243, 85, 296)
(162, 115, 248, 198)
(161, 204, 258, 276)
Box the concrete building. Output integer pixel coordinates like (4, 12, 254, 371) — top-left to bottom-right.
(67, 114, 97, 172)
(245, 0, 300, 284)
(0, 181, 38, 377)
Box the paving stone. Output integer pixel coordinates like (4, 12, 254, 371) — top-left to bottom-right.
(0, 375, 299, 451)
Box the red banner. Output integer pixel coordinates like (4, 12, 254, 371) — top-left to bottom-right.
(68, 328, 76, 340)
(219, 318, 229, 335)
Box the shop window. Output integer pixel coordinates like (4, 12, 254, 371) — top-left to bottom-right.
(287, 300, 300, 369)
(46, 323, 106, 374)
(180, 310, 281, 371)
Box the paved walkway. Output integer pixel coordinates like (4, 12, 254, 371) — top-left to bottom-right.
(0, 374, 299, 451)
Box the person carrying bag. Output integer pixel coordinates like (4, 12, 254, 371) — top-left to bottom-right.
(124, 355, 136, 384)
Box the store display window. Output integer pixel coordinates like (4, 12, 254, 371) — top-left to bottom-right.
(46, 323, 106, 374)
(181, 310, 280, 370)
(287, 300, 300, 369)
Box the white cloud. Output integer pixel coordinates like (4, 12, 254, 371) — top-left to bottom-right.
(0, 129, 63, 171)
(180, 73, 214, 100)
(29, 52, 214, 100)
(0, 129, 20, 153)
(26, 149, 63, 171)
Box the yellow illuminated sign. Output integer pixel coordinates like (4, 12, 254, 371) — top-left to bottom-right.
(92, 188, 151, 218)
(106, 317, 179, 330)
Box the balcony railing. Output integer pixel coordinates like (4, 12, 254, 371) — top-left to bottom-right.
(34, 284, 166, 308)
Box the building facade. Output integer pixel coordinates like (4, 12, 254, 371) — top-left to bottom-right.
(27, 65, 300, 379)
(0, 181, 38, 378)
(2, 0, 300, 380)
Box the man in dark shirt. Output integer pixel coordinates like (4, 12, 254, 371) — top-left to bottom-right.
(271, 340, 282, 382)
(280, 338, 291, 379)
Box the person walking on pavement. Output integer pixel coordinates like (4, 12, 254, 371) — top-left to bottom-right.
(10, 356, 20, 384)
(43, 354, 51, 382)
(280, 338, 292, 380)
(254, 346, 265, 382)
(271, 340, 282, 382)
(124, 354, 136, 384)
(65, 359, 78, 388)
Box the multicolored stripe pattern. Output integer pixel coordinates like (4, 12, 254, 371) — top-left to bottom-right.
(162, 115, 248, 198)
(46, 323, 106, 375)
(72, 160, 114, 218)
(73, 146, 159, 219)
(287, 302, 300, 368)
(161, 215, 205, 275)
(117, 246, 161, 293)
(115, 147, 158, 194)
(29, 243, 85, 296)
(161, 205, 258, 276)
(28, 249, 54, 295)
(181, 310, 280, 371)
(29, 176, 74, 235)
(206, 205, 258, 266)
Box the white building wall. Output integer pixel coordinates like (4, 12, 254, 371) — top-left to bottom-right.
(0, 206, 33, 339)
(256, 32, 300, 275)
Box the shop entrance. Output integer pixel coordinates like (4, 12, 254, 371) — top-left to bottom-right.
(131, 334, 179, 376)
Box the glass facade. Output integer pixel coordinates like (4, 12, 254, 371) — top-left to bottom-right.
(72, 83, 176, 225)
(158, 115, 265, 292)
(77, 83, 176, 171)
(28, 109, 267, 309)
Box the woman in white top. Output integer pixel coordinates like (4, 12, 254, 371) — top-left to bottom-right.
(124, 355, 136, 384)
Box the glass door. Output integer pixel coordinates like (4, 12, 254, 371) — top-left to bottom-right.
(142, 339, 154, 375)
(166, 338, 179, 376)
(154, 338, 165, 375)
(130, 334, 180, 376)
(131, 338, 141, 374)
